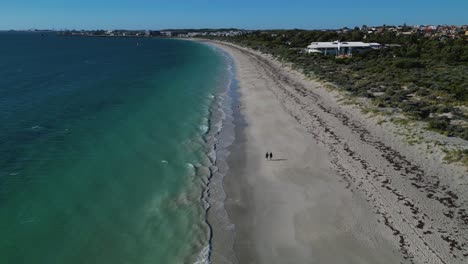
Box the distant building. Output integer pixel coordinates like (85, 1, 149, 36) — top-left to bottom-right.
(306, 41, 381, 56)
(149, 31, 161, 37)
(160, 31, 172, 37)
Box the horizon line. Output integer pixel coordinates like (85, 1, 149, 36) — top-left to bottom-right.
(2, 23, 468, 32)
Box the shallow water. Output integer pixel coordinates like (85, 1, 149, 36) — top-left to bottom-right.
(0, 32, 229, 263)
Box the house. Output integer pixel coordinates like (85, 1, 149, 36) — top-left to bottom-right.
(306, 41, 381, 56)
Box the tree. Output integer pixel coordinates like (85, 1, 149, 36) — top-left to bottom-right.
(351, 30, 364, 41)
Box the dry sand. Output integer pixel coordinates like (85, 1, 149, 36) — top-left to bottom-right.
(205, 40, 468, 264)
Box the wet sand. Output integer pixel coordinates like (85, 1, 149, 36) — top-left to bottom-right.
(206, 41, 468, 264)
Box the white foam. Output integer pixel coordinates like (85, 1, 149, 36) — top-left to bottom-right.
(161, 160, 168, 164)
(186, 163, 196, 177)
(193, 245, 211, 264)
(200, 124, 209, 133)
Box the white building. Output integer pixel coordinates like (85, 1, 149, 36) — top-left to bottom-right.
(306, 41, 381, 56)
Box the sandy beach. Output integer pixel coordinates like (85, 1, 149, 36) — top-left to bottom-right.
(205, 40, 468, 264)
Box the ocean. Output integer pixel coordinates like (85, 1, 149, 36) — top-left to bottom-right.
(0, 32, 234, 263)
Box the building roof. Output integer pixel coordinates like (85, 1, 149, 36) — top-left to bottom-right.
(307, 41, 380, 49)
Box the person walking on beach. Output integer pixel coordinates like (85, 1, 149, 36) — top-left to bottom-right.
(265, 152, 269, 160)
(269, 152, 273, 160)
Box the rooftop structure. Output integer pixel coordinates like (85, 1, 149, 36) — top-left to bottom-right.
(306, 41, 381, 56)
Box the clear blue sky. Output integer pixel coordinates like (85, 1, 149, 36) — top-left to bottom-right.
(1, 0, 467, 30)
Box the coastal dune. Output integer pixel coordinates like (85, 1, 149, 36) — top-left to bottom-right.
(206, 41, 468, 264)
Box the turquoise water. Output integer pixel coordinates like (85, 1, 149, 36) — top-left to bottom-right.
(0, 32, 228, 263)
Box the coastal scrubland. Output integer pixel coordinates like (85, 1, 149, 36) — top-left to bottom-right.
(206, 29, 468, 143)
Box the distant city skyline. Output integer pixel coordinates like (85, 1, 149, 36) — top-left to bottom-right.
(1, 0, 467, 30)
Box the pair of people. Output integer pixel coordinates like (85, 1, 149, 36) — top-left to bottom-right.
(265, 152, 273, 160)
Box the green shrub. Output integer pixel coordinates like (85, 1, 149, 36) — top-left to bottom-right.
(393, 58, 425, 69)
(443, 149, 468, 166)
(427, 117, 450, 131)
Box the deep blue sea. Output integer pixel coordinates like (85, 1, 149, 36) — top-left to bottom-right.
(0, 32, 231, 263)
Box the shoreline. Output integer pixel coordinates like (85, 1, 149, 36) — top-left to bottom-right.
(196, 43, 239, 264)
(199, 40, 468, 263)
(206, 73, 242, 264)
(206, 41, 405, 264)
